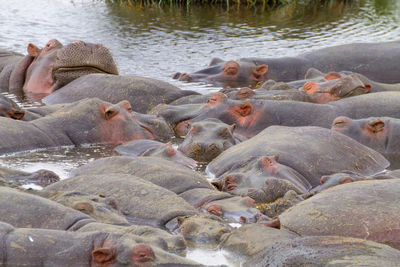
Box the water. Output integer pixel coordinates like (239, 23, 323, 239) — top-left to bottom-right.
(1, 0, 400, 264)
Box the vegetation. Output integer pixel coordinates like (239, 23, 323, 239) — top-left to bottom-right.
(107, 0, 348, 8)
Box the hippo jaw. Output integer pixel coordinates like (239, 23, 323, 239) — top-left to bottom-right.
(52, 41, 119, 90)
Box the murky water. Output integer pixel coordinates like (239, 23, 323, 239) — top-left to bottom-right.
(1, 0, 400, 265)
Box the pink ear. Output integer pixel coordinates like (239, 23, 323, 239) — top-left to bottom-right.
(367, 119, 385, 133)
(302, 81, 319, 95)
(236, 102, 252, 117)
(104, 106, 119, 120)
(27, 43, 41, 57)
(92, 247, 115, 264)
(252, 65, 268, 80)
(364, 83, 372, 93)
(324, 72, 341, 81)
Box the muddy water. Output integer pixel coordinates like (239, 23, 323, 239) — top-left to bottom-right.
(1, 0, 400, 265)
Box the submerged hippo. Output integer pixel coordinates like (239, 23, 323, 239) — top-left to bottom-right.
(245, 235, 400, 267)
(43, 73, 200, 113)
(0, 39, 118, 95)
(0, 166, 59, 187)
(153, 91, 400, 138)
(0, 222, 201, 266)
(277, 179, 400, 249)
(332, 116, 400, 168)
(0, 98, 169, 155)
(114, 139, 197, 168)
(208, 126, 389, 188)
(174, 41, 400, 86)
(177, 118, 240, 162)
(70, 156, 265, 223)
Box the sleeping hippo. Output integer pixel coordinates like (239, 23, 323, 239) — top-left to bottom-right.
(174, 41, 400, 87)
(0, 40, 118, 95)
(207, 126, 389, 190)
(332, 116, 400, 168)
(0, 98, 172, 155)
(0, 222, 201, 266)
(0, 94, 24, 119)
(276, 179, 400, 250)
(153, 91, 400, 138)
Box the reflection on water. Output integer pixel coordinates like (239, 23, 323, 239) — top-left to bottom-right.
(0, 145, 116, 179)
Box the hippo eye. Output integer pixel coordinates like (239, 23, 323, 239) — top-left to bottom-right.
(219, 128, 231, 139)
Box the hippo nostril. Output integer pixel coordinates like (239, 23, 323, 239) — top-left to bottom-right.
(131, 244, 155, 263)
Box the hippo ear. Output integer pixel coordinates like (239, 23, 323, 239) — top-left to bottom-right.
(209, 58, 224, 66)
(27, 43, 41, 57)
(273, 154, 279, 162)
(324, 72, 342, 81)
(92, 248, 115, 264)
(104, 107, 119, 120)
(230, 124, 236, 133)
(302, 81, 319, 95)
(367, 119, 385, 133)
(304, 68, 324, 79)
(6, 109, 25, 120)
(236, 102, 252, 117)
(364, 83, 372, 93)
(252, 65, 268, 80)
(339, 177, 354, 184)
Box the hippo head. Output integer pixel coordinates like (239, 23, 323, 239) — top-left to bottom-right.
(41, 98, 155, 145)
(301, 74, 371, 104)
(22, 39, 118, 94)
(177, 214, 231, 243)
(331, 116, 389, 152)
(174, 58, 268, 88)
(92, 236, 155, 267)
(178, 118, 237, 162)
(311, 171, 367, 194)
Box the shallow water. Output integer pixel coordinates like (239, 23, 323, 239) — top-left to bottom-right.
(1, 0, 400, 265)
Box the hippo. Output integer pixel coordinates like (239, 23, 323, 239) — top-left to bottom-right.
(244, 235, 400, 267)
(174, 41, 400, 86)
(0, 98, 169, 155)
(207, 126, 389, 188)
(332, 116, 400, 168)
(0, 40, 118, 96)
(70, 156, 265, 224)
(43, 73, 200, 113)
(177, 118, 240, 162)
(0, 94, 24, 119)
(0, 222, 201, 266)
(277, 179, 400, 250)
(114, 139, 197, 168)
(153, 91, 400, 138)
(211, 156, 311, 202)
(0, 166, 59, 187)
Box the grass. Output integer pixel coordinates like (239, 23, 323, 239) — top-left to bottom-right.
(107, 0, 343, 8)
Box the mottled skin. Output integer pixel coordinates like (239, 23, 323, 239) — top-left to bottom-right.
(211, 156, 311, 202)
(0, 222, 201, 267)
(0, 166, 59, 187)
(0, 40, 118, 96)
(43, 73, 200, 113)
(154, 91, 400, 138)
(0, 98, 159, 155)
(332, 116, 400, 168)
(114, 139, 197, 168)
(178, 118, 238, 162)
(0, 94, 24, 119)
(71, 156, 264, 223)
(42, 173, 199, 228)
(208, 126, 389, 187)
(245, 235, 400, 267)
(278, 179, 400, 249)
(174, 58, 268, 88)
(219, 224, 297, 260)
(0, 187, 95, 230)
(176, 41, 400, 86)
